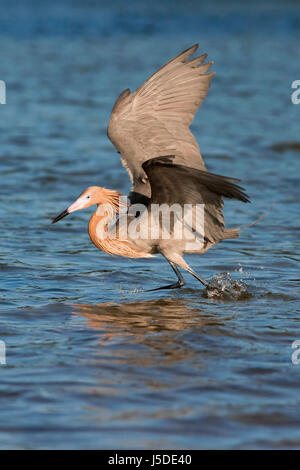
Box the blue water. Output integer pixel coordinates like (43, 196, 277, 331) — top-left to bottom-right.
(0, 0, 300, 449)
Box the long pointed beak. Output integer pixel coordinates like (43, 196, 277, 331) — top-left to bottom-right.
(51, 209, 69, 224)
(51, 195, 88, 224)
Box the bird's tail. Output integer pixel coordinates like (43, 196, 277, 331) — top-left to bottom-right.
(223, 210, 270, 240)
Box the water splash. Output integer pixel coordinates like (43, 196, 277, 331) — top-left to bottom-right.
(203, 272, 251, 300)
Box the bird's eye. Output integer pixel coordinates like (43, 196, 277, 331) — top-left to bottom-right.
(87, 195, 91, 199)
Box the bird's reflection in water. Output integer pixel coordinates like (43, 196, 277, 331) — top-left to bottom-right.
(72, 298, 225, 367)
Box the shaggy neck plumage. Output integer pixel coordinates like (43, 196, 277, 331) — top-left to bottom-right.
(89, 189, 126, 242)
(95, 189, 125, 217)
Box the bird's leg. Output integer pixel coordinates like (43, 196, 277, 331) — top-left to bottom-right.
(149, 261, 186, 291)
(185, 266, 208, 288)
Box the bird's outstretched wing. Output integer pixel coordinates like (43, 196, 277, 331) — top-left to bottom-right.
(142, 156, 250, 245)
(107, 44, 214, 202)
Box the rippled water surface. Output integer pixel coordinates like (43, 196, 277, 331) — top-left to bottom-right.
(1, 0, 300, 449)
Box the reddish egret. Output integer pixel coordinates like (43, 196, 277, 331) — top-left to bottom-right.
(52, 45, 252, 290)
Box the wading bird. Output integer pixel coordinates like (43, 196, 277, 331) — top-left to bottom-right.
(52, 44, 251, 290)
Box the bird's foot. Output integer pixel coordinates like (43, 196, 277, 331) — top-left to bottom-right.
(148, 280, 185, 291)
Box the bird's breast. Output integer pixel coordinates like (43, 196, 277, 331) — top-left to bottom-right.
(88, 213, 153, 259)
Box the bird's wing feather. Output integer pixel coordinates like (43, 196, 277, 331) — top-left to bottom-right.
(142, 156, 250, 244)
(107, 44, 214, 198)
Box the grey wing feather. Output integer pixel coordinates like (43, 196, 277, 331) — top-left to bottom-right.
(142, 156, 250, 245)
(107, 44, 214, 198)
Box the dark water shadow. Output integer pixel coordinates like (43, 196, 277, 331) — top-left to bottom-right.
(72, 298, 223, 333)
(72, 298, 227, 365)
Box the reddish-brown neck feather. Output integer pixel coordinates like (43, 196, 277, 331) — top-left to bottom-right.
(97, 188, 125, 214)
(88, 189, 149, 258)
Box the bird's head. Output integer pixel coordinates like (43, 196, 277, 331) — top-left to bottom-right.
(51, 186, 124, 224)
(51, 186, 105, 224)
